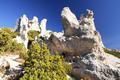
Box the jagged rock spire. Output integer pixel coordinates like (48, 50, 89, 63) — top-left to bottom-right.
(61, 7, 79, 26)
(15, 15, 29, 48)
(61, 7, 96, 37)
(79, 9, 96, 34)
(28, 16, 40, 31)
(86, 9, 94, 18)
(61, 7, 79, 37)
(15, 14, 29, 32)
(40, 18, 47, 37)
(44, 7, 120, 80)
(48, 7, 104, 56)
(15, 15, 48, 48)
(15, 15, 40, 33)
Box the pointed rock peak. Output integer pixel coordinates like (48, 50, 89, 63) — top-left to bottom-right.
(23, 14, 27, 18)
(20, 14, 29, 26)
(61, 7, 79, 25)
(79, 9, 96, 32)
(61, 7, 80, 37)
(40, 18, 47, 37)
(41, 18, 47, 23)
(61, 7, 75, 17)
(32, 16, 38, 22)
(22, 14, 28, 20)
(40, 18, 47, 28)
(86, 9, 94, 18)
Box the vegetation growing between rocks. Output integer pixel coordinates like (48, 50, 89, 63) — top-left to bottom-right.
(0, 28, 27, 58)
(28, 30, 40, 41)
(0, 28, 72, 80)
(104, 48, 120, 58)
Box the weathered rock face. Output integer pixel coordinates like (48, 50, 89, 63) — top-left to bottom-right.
(15, 15, 40, 32)
(48, 7, 104, 56)
(44, 7, 120, 80)
(15, 15, 29, 48)
(0, 55, 23, 80)
(40, 18, 47, 37)
(15, 15, 47, 48)
(70, 53, 120, 80)
(28, 16, 40, 31)
(61, 7, 80, 37)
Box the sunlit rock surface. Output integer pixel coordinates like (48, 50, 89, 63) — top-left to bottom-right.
(0, 54, 23, 80)
(1, 7, 120, 80)
(15, 16, 47, 48)
(40, 18, 47, 37)
(43, 7, 120, 80)
(29, 16, 40, 31)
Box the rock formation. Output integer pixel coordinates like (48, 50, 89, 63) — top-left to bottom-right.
(15, 15, 40, 32)
(0, 55, 23, 80)
(61, 7, 79, 37)
(43, 7, 120, 80)
(15, 15, 29, 48)
(15, 15, 47, 48)
(28, 16, 40, 31)
(47, 7, 104, 56)
(1, 7, 120, 80)
(40, 18, 47, 37)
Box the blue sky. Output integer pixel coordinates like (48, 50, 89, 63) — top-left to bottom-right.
(0, 0, 120, 49)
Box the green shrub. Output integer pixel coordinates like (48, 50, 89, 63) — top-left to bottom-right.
(28, 30, 39, 41)
(1, 28, 17, 38)
(20, 42, 70, 80)
(10, 41, 27, 59)
(0, 28, 71, 80)
(0, 28, 12, 53)
(0, 28, 27, 58)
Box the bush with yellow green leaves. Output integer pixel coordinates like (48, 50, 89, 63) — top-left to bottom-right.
(0, 28, 27, 58)
(20, 42, 71, 80)
(28, 30, 40, 41)
(0, 28, 71, 79)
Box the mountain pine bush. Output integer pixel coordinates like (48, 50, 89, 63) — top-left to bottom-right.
(20, 42, 71, 80)
(0, 28, 27, 58)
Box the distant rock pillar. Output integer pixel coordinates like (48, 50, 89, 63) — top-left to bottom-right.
(15, 15, 29, 49)
(28, 16, 40, 31)
(85, 9, 96, 31)
(40, 18, 47, 37)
